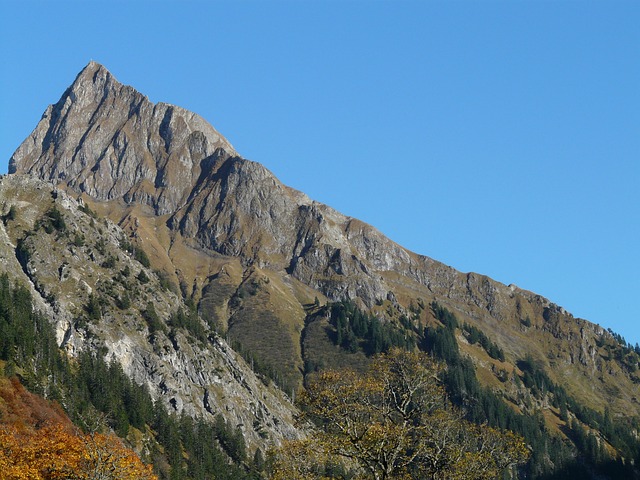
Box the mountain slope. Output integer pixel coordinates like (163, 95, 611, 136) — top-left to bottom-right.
(11, 61, 639, 413)
(5, 62, 640, 477)
(0, 174, 299, 454)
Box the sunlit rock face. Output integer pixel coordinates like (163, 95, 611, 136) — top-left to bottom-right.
(10, 61, 235, 216)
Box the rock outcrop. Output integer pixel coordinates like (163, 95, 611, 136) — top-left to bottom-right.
(10, 61, 235, 216)
(0, 174, 300, 451)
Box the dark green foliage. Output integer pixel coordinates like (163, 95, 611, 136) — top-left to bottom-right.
(253, 448, 265, 473)
(514, 355, 624, 448)
(0, 274, 258, 479)
(423, 306, 556, 474)
(569, 420, 606, 465)
(609, 328, 629, 348)
(430, 301, 458, 330)
(398, 314, 413, 330)
(78, 358, 155, 450)
(47, 206, 67, 232)
(117, 292, 131, 310)
(422, 325, 459, 363)
(120, 237, 134, 253)
(560, 401, 569, 422)
(422, 316, 571, 477)
(74, 351, 253, 478)
(101, 254, 117, 268)
(242, 279, 260, 297)
(73, 233, 85, 247)
(3, 205, 17, 224)
(603, 328, 640, 374)
(94, 238, 107, 256)
(180, 413, 249, 480)
(462, 322, 505, 361)
(137, 269, 150, 284)
(169, 306, 208, 344)
(0, 274, 65, 388)
(232, 338, 291, 393)
(79, 203, 97, 218)
(328, 300, 415, 355)
(420, 302, 640, 479)
(35, 205, 67, 234)
(85, 293, 102, 321)
(143, 302, 165, 334)
(517, 356, 557, 398)
(421, 303, 461, 364)
(214, 414, 247, 464)
(134, 247, 151, 268)
(421, 302, 570, 478)
(15, 236, 31, 270)
(3, 264, 638, 478)
(324, 299, 639, 478)
(486, 343, 504, 361)
(156, 270, 178, 293)
(564, 419, 639, 479)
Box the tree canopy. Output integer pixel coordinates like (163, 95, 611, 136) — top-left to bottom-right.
(270, 348, 529, 479)
(0, 422, 157, 480)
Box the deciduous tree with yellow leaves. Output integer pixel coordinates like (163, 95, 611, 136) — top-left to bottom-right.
(0, 422, 156, 480)
(269, 348, 529, 480)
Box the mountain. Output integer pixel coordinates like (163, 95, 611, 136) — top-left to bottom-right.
(10, 61, 418, 305)
(3, 62, 639, 478)
(0, 174, 299, 449)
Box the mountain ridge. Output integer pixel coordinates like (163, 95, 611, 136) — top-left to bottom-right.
(10, 62, 635, 388)
(4, 62, 640, 477)
(12, 63, 547, 309)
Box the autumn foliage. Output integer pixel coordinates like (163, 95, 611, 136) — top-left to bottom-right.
(0, 376, 71, 430)
(269, 349, 529, 480)
(0, 422, 156, 480)
(0, 375, 156, 480)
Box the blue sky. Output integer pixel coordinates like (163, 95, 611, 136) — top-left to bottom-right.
(1, 1, 639, 344)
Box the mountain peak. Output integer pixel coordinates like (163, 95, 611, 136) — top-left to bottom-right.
(78, 59, 110, 77)
(72, 60, 112, 87)
(5, 62, 640, 468)
(83, 59, 106, 71)
(9, 63, 236, 214)
(62, 61, 120, 110)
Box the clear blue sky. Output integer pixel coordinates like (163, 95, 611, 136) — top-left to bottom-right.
(1, 1, 638, 344)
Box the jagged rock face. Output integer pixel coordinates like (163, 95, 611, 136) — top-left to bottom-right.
(10, 61, 235, 216)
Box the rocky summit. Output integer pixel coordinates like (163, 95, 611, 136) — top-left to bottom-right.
(11, 62, 422, 306)
(3, 62, 639, 478)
